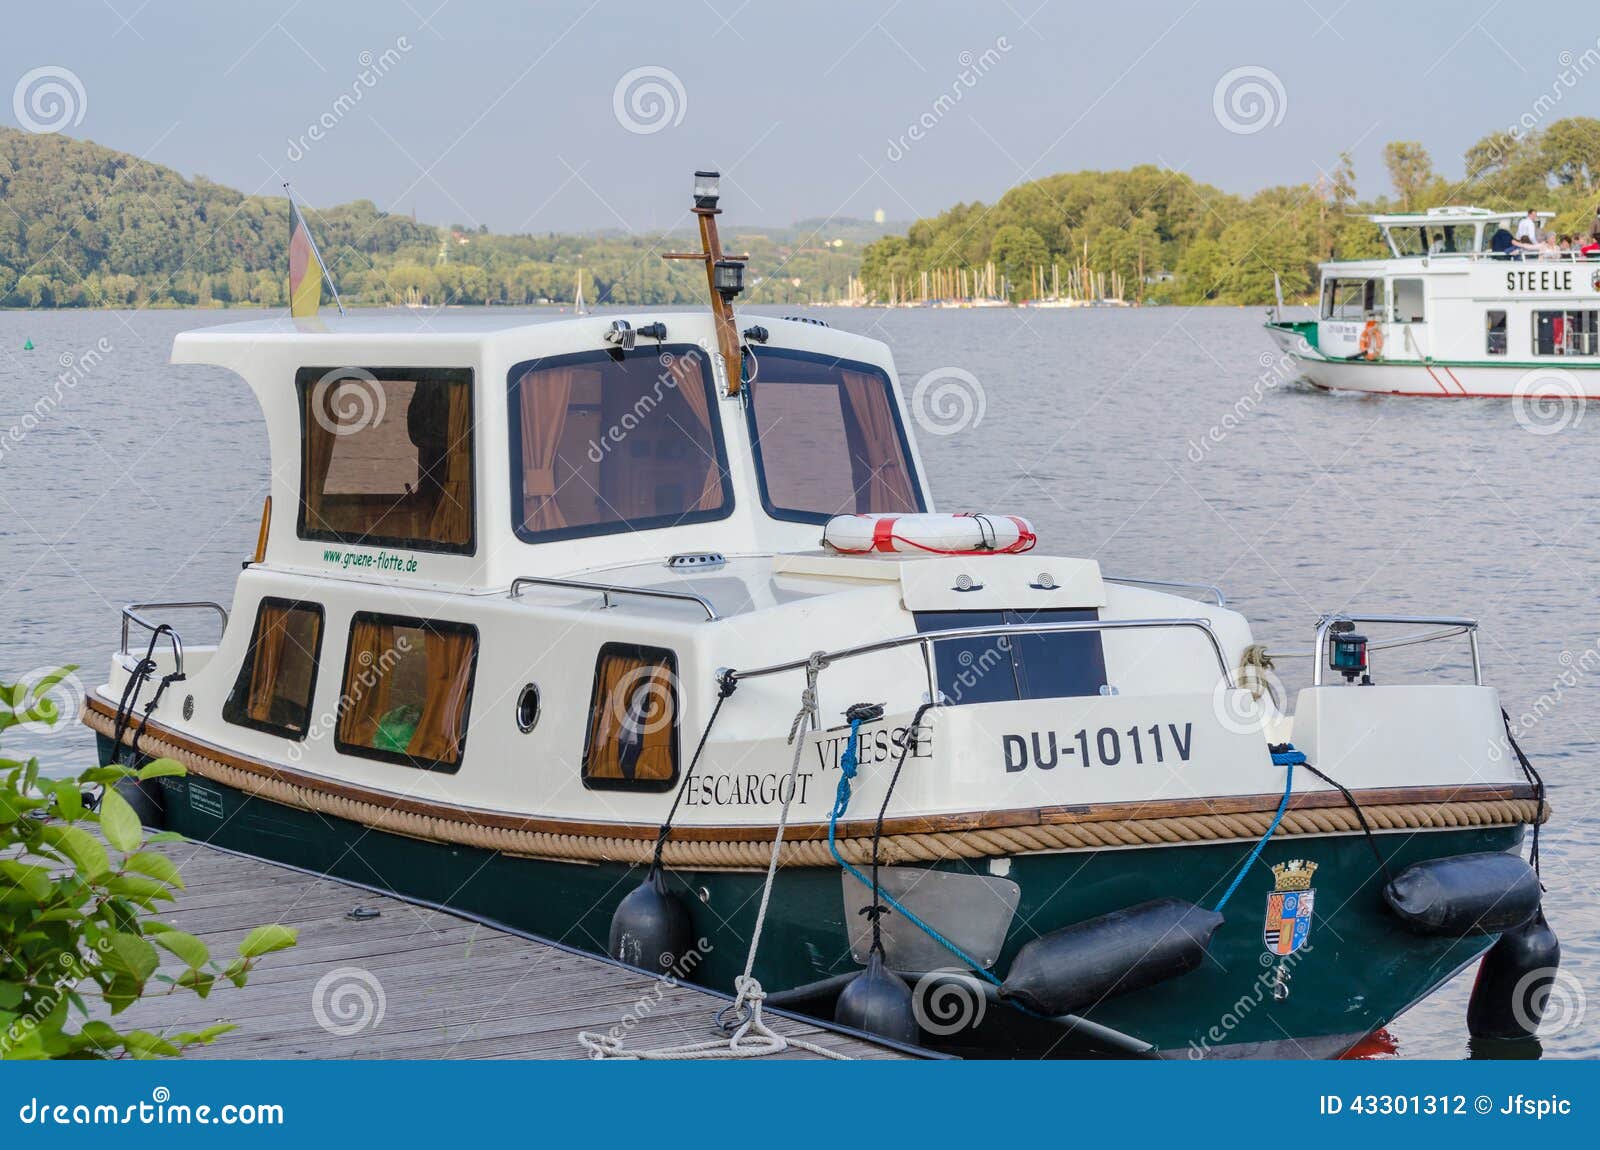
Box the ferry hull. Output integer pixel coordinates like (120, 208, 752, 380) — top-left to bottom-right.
(106, 734, 1517, 1060)
(1265, 322, 1600, 398)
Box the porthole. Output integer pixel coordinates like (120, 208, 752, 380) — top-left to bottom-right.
(515, 683, 541, 732)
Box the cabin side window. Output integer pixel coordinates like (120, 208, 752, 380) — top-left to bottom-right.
(298, 367, 475, 555)
(581, 644, 679, 791)
(1392, 279, 1424, 323)
(334, 613, 478, 773)
(1533, 310, 1599, 356)
(1321, 278, 1382, 321)
(508, 346, 732, 543)
(916, 609, 1108, 705)
(223, 598, 324, 739)
(1486, 310, 1507, 355)
(744, 347, 924, 524)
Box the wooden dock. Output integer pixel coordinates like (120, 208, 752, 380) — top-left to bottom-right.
(111, 842, 913, 1060)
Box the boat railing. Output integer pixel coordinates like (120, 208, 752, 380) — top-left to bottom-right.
(509, 575, 719, 621)
(1265, 614, 1480, 686)
(1102, 575, 1227, 606)
(119, 601, 231, 678)
(728, 617, 1230, 694)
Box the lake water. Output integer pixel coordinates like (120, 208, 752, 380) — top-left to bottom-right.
(1, 304, 1594, 1059)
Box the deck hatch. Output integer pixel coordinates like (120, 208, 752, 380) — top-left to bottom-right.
(916, 608, 1109, 705)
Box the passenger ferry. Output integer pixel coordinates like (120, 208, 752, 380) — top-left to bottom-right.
(1265, 206, 1600, 397)
(86, 175, 1555, 1059)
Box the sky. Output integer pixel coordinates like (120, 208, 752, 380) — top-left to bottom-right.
(4, 0, 1597, 234)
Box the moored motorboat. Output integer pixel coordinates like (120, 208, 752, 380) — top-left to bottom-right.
(87, 174, 1555, 1059)
(1265, 206, 1600, 401)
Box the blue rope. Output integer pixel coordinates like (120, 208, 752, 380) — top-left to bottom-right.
(829, 718, 1003, 987)
(1212, 746, 1302, 913)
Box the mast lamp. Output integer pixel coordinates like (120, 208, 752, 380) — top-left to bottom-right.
(713, 259, 745, 300)
(693, 170, 721, 211)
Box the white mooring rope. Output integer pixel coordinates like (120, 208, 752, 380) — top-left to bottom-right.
(579, 656, 852, 1060)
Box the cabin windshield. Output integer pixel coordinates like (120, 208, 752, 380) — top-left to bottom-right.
(1384, 223, 1481, 256)
(508, 345, 733, 543)
(744, 347, 924, 524)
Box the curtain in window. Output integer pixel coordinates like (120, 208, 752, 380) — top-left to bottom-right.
(668, 354, 723, 512)
(427, 381, 473, 545)
(246, 603, 293, 723)
(518, 367, 573, 531)
(303, 384, 341, 532)
(583, 650, 676, 783)
(839, 370, 915, 512)
(338, 617, 394, 748)
(407, 629, 476, 764)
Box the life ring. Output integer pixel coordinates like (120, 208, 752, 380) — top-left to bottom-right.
(823, 513, 1037, 556)
(1358, 319, 1384, 361)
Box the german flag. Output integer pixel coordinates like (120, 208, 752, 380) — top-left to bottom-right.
(288, 193, 321, 318)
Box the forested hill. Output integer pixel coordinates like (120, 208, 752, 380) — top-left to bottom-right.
(860, 117, 1600, 306)
(0, 127, 871, 309)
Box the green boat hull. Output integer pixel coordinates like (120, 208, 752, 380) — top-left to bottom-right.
(114, 740, 1519, 1058)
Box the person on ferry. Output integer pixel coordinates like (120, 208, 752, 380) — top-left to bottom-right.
(1540, 234, 1563, 260)
(1488, 225, 1515, 258)
(1581, 232, 1600, 259)
(1512, 209, 1541, 259)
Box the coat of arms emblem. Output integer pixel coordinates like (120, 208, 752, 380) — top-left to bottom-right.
(1263, 860, 1317, 956)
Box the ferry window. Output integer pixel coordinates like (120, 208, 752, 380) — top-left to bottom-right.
(1322, 278, 1382, 321)
(508, 346, 732, 543)
(222, 599, 323, 739)
(335, 613, 478, 773)
(582, 644, 679, 791)
(1392, 279, 1424, 323)
(1486, 310, 1507, 355)
(745, 347, 924, 523)
(1533, 310, 1600, 356)
(298, 367, 475, 555)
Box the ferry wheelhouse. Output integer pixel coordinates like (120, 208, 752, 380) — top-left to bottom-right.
(87, 176, 1555, 1059)
(1265, 206, 1600, 397)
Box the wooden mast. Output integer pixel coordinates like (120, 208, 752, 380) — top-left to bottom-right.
(662, 170, 748, 397)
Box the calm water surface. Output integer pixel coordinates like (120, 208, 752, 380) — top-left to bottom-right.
(1, 305, 1594, 1058)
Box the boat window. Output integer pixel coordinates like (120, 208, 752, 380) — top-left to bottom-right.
(915, 609, 1108, 704)
(508, 346, 732, 543)
(744, 347, 924, 524)
(335, 613, 478, 774)
(298, 367, 475, 555)
(1533, 310, 1600, 356)
(222, 598, 324, 739)
(1321, 278, 1382, 321)
(1486, 310, 1507, 355)
(1392, 279, 1424, 323)
(582, 644, 679, 791)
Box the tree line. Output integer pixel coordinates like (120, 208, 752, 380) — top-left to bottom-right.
(0, 127, 865, 309)
(859, 117, 1600, 305)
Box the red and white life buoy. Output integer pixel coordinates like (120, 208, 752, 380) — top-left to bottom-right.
(822, 513, 1037, 556)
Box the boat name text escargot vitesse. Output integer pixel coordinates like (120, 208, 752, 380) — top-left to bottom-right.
(1002, 723, 1194, 772)
(682, 723, 934, 809)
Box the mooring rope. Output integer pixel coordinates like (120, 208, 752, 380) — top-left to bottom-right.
(579, 654, 850, 1060)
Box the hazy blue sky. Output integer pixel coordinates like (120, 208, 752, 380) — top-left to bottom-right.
(6, 0, 1596, 232)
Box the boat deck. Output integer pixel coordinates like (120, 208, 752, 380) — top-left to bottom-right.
(110, 842, 916, 1061)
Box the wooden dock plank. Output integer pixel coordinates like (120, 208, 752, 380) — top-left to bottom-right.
(108, 843, 913, 1061)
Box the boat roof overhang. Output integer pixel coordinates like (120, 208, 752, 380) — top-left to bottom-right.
(1364, 207, 1553, 227)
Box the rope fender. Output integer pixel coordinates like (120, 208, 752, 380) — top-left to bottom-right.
(84, 706, 1548, 869)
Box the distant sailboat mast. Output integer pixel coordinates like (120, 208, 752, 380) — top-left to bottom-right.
(574, 270, 588, 315)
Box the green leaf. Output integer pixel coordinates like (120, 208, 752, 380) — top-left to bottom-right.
(103, 875, 175, 904)
(150, 928, 208, 969)
(28, 666, 78, 702)
(51, 780, 83, 821)
(123, 851, 183, 888)
(238, 924, 297, 958)
(38, 824, 111, 881)
(106, 932, 160, 982)
(98, 786, 143, 853)
(137, 758, 185, 781)
(0, 982, 23, 1009)
(175, 968, 216, 998)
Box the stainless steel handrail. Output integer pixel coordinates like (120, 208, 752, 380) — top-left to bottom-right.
(509, 575, 718, 621)
(1103, 575, 1227, 606)
(1302, 614, 1480, 687)
(729, 617, 1229, 684)
(119, 601, 231, 679)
